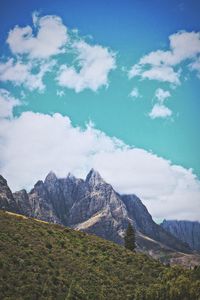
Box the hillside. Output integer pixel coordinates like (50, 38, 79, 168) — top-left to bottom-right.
(0, 210, 200, 300)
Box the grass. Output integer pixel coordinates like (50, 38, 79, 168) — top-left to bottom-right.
(0, 210, 200, 300)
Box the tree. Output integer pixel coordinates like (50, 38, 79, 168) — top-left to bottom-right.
(124, 223, 136, 251)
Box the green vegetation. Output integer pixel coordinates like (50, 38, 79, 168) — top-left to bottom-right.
(124, 223, 136, 251)
(0, 211, 200, 300)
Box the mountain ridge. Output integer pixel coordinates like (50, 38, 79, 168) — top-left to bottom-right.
(161, 219, 200, 252)
(0, 170, 194, 259)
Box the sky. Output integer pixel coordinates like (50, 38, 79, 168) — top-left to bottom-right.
(0, 0, 200, 221)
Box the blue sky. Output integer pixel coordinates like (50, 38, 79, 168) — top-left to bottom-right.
(0, 0, 200, 221)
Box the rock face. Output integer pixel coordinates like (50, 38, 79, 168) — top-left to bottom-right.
(121, 194, 190, 252)
(161, 220, 200, 252)
(0, 170, 192, 254)
(0, 175, 19, 213)
(13, 189, 32, 216)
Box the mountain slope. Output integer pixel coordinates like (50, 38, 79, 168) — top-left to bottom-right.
(121, 194, 190, 252)
(161, 220, 200, 252)
(0, 210, 200, 300)
(0, 171, 191, 255)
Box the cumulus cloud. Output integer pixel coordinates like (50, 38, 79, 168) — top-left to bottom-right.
(7, 14, 68, 59)
(0, 89, 20, 118)
(169, 31, 200, 64)
(155, 88, 171, 103)
(129, 64, 180, 84)
(149, 104, 172, 119)
(129, 30, 200, 85)
(3, 13, 116, 93)
(149, 88, 172, 119)
(57, 41, 116, 92)
(0, 111, 199, 221)
(0, 58, 55, 91)
(141, 66, 181, 85)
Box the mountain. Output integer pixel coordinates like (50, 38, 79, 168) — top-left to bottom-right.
(161, 220, 200, 252)
(0, 175, 19, 213)
(1, 210, 200, 300)
(0, 170, 192, 258)
(121, 194, 191, 254)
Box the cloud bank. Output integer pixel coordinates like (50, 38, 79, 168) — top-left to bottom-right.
(0, 107, 199, 221)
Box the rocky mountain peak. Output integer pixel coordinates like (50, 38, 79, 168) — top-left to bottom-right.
(33, 180, 44, 189)
(67, 172, 77, 182)
(44, 171, 57, 183)
(0, 175, 19, 213)
(0, 175, 7, 187)
(30, 180, 46, 196)
(85, 168, 104, 187)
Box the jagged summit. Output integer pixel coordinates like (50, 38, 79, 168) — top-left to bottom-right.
(44, 171, 57, 183)
(0, 175, 7, 186)
(67, 172, 77, 181)
(44, 169, 104, 185)
(0, 174, 19, 213)
(33, 180, 44, 188)
(85, 168, 105, 186)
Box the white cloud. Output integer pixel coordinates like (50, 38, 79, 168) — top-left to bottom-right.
(169, 31, 200, 64)
(155, 88, 171, 103)
(149, 88, 172, 119)
(129, 87, 140, 98)
(2, 14, 116, 93)
(139, 31, 200, 66)
(128, 64, 142, 78)
(7, 14, 68, 59)
(189, 57, 200, 78)
(57, 40, 116, 92)
(0, 58, 55, 91)
(141, 66, 181, 85)
(149, 104, 172, 119)
(129, 64, 181, 85)
(0, 89, 20, 118)
(0, 111, 199, 221)
(129, 30, 200, 84)
(139, 50, 172, 66)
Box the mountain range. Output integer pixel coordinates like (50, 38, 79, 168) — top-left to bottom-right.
(161, 219, 200, 252)
(0, 169, 199, 265)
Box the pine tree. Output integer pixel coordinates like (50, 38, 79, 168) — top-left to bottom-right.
(124, 222, 136, 251)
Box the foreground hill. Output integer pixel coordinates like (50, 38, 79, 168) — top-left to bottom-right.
(0, 211, 200, 300)
(0, 171, 191, 260)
